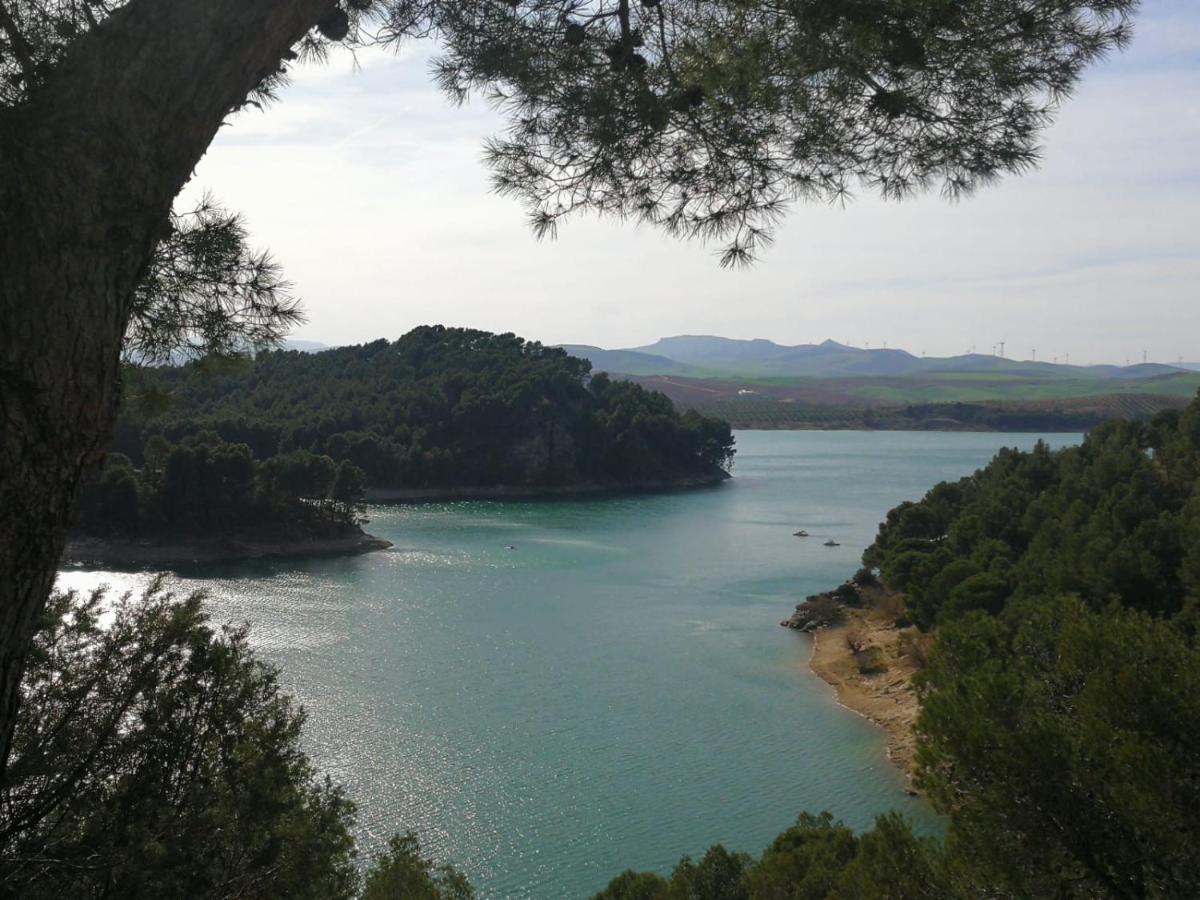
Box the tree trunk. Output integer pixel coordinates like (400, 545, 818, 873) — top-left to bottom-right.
(0, 0, 333, 779)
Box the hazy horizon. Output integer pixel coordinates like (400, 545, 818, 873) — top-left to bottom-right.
(287, 333, 1197, 370)
(187, 0, 1198, 367)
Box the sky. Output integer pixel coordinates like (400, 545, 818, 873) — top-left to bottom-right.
(186, 1, 1200, 365)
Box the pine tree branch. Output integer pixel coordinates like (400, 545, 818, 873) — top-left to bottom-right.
(0, 1, 35, 81)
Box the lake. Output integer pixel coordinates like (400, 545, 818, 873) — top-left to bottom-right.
(58, 430, 1079, 898)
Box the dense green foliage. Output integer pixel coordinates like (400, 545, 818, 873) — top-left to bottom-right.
(862, 397, 1200, 630)
(1, 582, 359, 898)
(917, 596, 1200, 899)
(77, 432, 367, 537)
(592, 812, 960, 900)
(360, 832, 474, 900)
(113, 327, 735, 493)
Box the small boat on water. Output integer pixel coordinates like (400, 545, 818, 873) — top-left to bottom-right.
(823, 539, 840, 547)
(793, 529, 810, 537)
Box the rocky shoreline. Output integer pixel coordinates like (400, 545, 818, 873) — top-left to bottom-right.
(808, 614, 922, 787)
(781, 588, 851, 632)
(365, 470, 730, 503)
(63, 529, 393, 568)
(783, 583, 925, 788)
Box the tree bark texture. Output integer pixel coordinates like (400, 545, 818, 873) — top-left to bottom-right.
(0, 0, 333, 779)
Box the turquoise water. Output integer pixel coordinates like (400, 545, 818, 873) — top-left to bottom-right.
(59, 430, 1079, 898)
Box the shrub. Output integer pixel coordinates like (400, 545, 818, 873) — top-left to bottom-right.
(1, 581, 358, 900)
(361, 832, 474, 900)
(805, 594, 846, 629)
(917, 596, 1200, 897)
(855, 646, 889, 675)
(852, 567, 878, 587)
(898, 629, 933, 669)
(834, 581, 861, 605)
(845, 624, 868, 654)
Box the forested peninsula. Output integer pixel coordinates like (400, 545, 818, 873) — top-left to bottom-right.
(69, 327, 734, 564)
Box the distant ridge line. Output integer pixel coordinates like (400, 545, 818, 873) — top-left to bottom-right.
(560, 335, 1190, 381)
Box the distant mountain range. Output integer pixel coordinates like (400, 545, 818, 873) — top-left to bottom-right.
(560, 336, 1188, 381)
(554, 335, 1200, 431)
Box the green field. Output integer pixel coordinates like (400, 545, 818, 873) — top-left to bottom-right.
(844, 373, 1200, 404)
(621, 368, 1200, 431)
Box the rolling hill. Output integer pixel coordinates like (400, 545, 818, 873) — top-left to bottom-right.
(559, 336, 1200, 430)
(556, 345, 691, 376)
(578, 336, 1190, 381)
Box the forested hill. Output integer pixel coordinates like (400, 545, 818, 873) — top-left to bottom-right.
(862, 391, 1200, 631)
(113, 327, 735, 492)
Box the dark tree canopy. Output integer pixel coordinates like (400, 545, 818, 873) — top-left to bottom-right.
(1, 582, 360, 899)
(917, 596, 1200, 899)
(360, 832, 475, 900)
(590, 811, 964, 899)
(861, 393, 1200, 630)
(108, 327, 736, 494)
(76, 431, 369, 538)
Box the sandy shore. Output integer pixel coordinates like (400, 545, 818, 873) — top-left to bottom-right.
(63, 530, 393, 568)
(807, 610, 924, 788)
